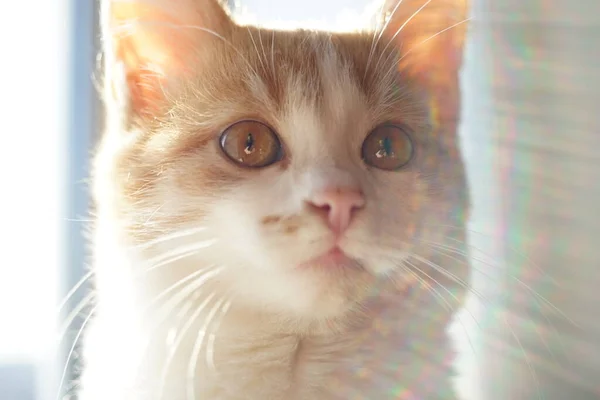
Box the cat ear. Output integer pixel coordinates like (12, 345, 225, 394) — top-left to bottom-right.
(380, 0, 469, 121)
(101, 0, 234, 122)
(380, 0, 469, 77)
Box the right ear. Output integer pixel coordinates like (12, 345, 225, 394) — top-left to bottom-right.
(101, 0, 234, 123)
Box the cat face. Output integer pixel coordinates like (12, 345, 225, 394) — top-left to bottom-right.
(97, 0, 469, 320)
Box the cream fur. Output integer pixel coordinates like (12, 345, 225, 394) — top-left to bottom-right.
(78, 0, 471, 399)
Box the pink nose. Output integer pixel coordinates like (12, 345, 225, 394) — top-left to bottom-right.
(308, 188, 365, 234)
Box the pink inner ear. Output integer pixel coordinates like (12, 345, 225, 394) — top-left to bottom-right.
(111, 2, 198, 115)
(109, 0, 233, 118)
(111, 3, 194, 115)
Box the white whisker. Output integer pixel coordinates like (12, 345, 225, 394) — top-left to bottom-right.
(419, 239, 578, 327)
(421, 226, 560, 287)
(55, 269, 94, 314)
(207, 299, 232, 373)
(150, 265, 221, 308)
(378, 16, 471, 87)
(247, 27, 266, 74)
(144, 203, 165, 225)
(397, 17, 472, 64)
(270, 30, 276, 77)
(363, 0, 405, 81)
(56, 307, 96, 400)
(374, 0, 433, 74)
(136, 226, 208, 250)
(157, 292, 217, 400)
(186, 295, 229, 400)
(504, 311, 543, 400)
(408, 253, 541, 398)
(423, 242, 572, 364)
(144, 239, 218, 273)
(58, 292, 96, 341)
(403, 258, 478, 356)
(257, 28, 269, 74)
(409, 253, 481, 298)
(131, 267, 224, 388)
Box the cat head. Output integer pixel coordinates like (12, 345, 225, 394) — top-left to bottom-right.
(96, 0, 470, 321)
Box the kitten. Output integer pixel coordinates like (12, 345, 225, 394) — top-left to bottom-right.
(80, 0, 471, 399)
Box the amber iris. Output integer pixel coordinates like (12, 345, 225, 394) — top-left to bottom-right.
(361, 125, 413, 170)
(219, 121, 283, 168)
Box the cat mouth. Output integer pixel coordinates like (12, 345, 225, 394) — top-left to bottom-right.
(298, 246, 363, 271)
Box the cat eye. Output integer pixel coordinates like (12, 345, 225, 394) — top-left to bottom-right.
(361, 125, 414, 170)
(219, 120, 283, 168)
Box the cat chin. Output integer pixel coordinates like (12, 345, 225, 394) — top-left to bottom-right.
(221, 259, 375, 323)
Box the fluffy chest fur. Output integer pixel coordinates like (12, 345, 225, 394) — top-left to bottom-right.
(81, 221, 466, 399)
(81, 257, 459, 400)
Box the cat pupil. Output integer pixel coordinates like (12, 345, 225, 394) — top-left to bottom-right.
(244, 133, 255, 155)
(375, 136, 394, 159)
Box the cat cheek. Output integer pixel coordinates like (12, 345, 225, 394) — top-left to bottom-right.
(368, 258, 402, 276)
(260, 214, 304, 236)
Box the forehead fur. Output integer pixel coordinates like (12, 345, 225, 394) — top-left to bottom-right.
(149, 26, 428, 134)
(102, 0, 468, 136)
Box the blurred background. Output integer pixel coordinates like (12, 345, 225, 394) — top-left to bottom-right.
(0, 0, 598, 399)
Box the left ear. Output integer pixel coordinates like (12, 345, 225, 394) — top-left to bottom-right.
(380, 0, 469, 123)
(101, 0, 235, 124)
